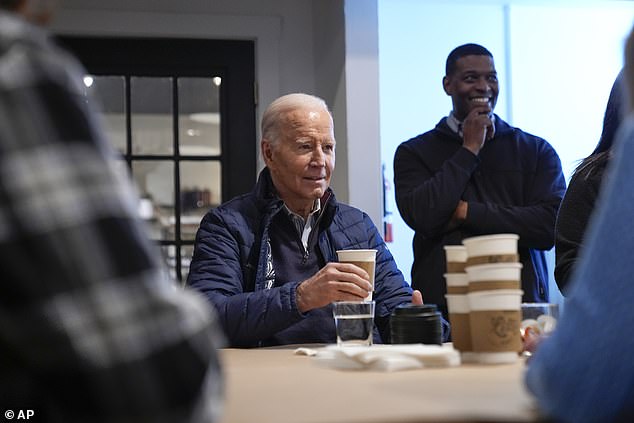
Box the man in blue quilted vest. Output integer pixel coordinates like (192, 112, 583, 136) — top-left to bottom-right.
(188, 93, 442, 347)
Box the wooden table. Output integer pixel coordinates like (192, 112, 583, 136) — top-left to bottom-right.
(219, 347, 542, 423)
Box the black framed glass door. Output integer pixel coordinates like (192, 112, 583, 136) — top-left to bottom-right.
(58, 36, 256, 283)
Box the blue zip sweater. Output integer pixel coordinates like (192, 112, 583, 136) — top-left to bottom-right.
(394, 115, 566, 317)
(187, 168, 426, 347)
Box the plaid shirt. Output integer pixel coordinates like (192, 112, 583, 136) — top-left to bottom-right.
(0, 11, 223, 423)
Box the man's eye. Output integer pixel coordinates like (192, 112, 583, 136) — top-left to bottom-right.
(299, 144, 312, 150)
(464, 75, 476, 82)
(324, 144, 334, 152)
(488, 75, 498, 82)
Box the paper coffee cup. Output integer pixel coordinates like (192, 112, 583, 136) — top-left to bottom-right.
(468, 289, 523, 363)
(337, 249, 377, 301)
(444, 272, 469, 295)
(445, 294, 472, 352)
(444, 245, 467, 273)
(465, 263, 522, 292)
(463, 234, 519, 267)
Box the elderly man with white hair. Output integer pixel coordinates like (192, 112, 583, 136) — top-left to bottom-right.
(188, 93, 444, 347)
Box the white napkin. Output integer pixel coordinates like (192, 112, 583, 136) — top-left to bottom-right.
(295, 344, 461, 372)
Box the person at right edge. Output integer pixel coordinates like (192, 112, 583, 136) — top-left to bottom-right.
(524, 26, 634, 423)
(554, 69, 624, 294)
(393, 43, 566, 319)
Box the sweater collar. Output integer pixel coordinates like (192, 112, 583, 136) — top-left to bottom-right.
(446, 111, 497, 138)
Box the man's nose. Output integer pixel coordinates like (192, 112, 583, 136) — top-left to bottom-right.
(310, 147, 326, 166)
(475, 77, 491, 91)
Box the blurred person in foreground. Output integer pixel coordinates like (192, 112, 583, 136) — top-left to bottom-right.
(393, 43, 566, 319)
(187, 93, 447, 347)
(0, 0, 224, 421)
(554, 70, 625, 294)
(525, 29, 634, 423)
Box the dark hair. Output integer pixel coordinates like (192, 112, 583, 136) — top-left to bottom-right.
(573, 70, 625, 179)
(445, 43, 493, 76)
(593, 70, 624, 155)
(0, 0, 22, 10)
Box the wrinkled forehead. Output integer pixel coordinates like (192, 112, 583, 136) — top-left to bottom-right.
(281, 106, 334, 136)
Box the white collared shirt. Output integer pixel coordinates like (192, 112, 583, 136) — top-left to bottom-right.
(284, 199, 322, 250)
(446, 111, 496, 138)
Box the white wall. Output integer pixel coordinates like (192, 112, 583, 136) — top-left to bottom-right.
(313, 1, 350, 204)
(378, 0, 634, 300)
(509, 3, 633, 180)
(342, 0, 383, 225)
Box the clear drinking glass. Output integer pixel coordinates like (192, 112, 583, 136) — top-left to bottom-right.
(333, 301, 375, 347)
(520, 302, 560, 357)
(521, 302, 559, 337)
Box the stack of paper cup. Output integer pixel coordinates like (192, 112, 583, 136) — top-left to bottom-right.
(463, 234, 520, 267)
(443, 246, 472, 357)
(465, 263, 523, 292)
(468, 289, 523, 364)
(445, 273, 471, 352)
(445, 245, 468, 273)
(462, 234, 523, 364)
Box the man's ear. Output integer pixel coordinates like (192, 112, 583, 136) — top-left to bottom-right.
(442, 76, 452, 96)
(261, 139, 273, 165)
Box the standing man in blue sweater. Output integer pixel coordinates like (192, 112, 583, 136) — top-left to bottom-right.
(188, 93, 441, 347)
(394, 43, 566, 319)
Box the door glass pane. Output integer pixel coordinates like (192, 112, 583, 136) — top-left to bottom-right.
(85, 75, 126, 155)
(181, 245, 194, 282)
(162, 245, 178, 282)
(180, 161, 221, 240)
(131, 77, 173, 155)
(160, 245, 191, 284)
(178, 77, 221, 156)
(132, 161, 174, 240)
